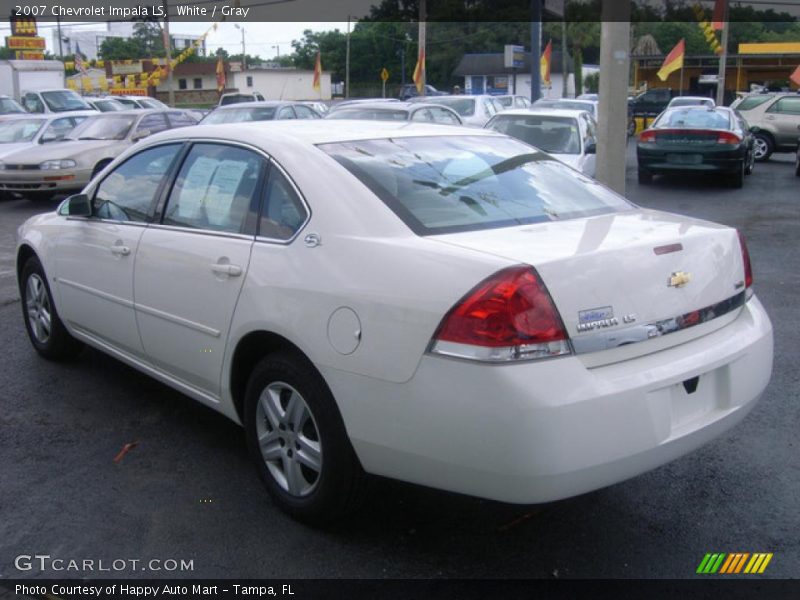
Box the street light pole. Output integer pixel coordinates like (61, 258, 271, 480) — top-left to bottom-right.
(346, 15, 351, 98)
(161, 0, 174, 107)
(530, 0, 542, 103)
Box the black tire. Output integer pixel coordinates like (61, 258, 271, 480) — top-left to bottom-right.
(91, 160, 112, 180)
(244, 352, 367, 525)
(627, 117, 636, 137)
(20, 256, 84, 360)
(728, 161, 745, 189)
(638, 168, 653, 185)
(795, 151, 800, 177)
(753, 133, 773, 162)
(25, 191, 53, 202)
(745, 149, 755, 175)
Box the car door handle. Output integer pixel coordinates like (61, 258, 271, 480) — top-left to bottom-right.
(110, 245, 130, 256)
(210, 263, 242, 277)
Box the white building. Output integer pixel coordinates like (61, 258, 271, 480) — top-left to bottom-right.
(52, 23, 205, 61)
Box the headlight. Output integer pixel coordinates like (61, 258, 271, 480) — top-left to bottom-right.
(39, 159, 77, 170)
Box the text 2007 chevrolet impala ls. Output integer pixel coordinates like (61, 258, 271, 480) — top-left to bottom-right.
(16, 121, 773, 524)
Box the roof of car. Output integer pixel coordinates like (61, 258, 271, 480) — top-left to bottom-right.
(148, 119, 501, 147)
(212, 100, 295, 111)
(495, 108, 590, 119)
(332, 101, 453, 111)
(0, 110, 97, 121)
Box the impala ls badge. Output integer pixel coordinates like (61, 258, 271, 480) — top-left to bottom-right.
(668, 271, 692, 288)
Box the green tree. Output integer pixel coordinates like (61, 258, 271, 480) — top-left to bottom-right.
(99, 37, 144, 60)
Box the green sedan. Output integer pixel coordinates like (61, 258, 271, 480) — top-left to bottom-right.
(637, 106, 755, 188)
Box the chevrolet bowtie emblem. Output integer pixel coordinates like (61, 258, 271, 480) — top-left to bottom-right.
(668, 271, 692, 288)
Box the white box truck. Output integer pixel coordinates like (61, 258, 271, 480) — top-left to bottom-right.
(0, 60, 66, 101)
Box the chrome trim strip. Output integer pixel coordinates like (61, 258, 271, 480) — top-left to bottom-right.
(571, 291, 746, 355)
(147, 223, 254, 241)
(58, 278, 134, 308)
(134, 303, 221, 338)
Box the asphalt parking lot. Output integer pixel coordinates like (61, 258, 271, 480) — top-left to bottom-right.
(0, 142, 798, 580)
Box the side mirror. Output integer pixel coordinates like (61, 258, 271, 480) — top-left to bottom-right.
(131, 129, 151, 142)
(65, 193, 91, 217)
(585, 140, 597, 154)
(40, 133, 59, 144)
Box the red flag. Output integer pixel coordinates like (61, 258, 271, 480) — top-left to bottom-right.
(791, 65, 800, 88)
(712, 0, 726, 31)
(312, 51, 322, 92)
(216, 56, 226, 93)
(540, 40, 553, 86)
(657, 39, 685, 82)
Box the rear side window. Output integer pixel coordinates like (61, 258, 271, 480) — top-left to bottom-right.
(163, 143, 264, 234)
(166, 111, 198, 127)
(259, 167, 308, 240)
(321, 135, 632, 236)
(93, 144, 181, 222)
(735, 95, 772, 111)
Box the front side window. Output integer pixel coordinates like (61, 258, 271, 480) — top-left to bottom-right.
(93, 144, 181, 222)
(41, 117, 78, 141)
(321, 136, 632, 236)
(277, 106, 297, 120)
(259, 167, 308, 240)
(23, 93, 44, 113)
(162, 143, 264, 234)
(293, 105, 320, 119)
(430, 108, 460, 125)
(431, 98, 475, 117)
(136, 113, 169, 136)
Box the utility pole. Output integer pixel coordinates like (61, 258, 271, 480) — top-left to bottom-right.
(235, 24, 246, 70)
(561, 17, 568, 98)
(530, 0, 542, 103)
(596, 0, 631, 195)
(716, 0, 729, 106)
(345, 15, 351, 98)
(418, 0, 426, 97)
(56, 16, 63, 60)
(161, 0, 174, 107)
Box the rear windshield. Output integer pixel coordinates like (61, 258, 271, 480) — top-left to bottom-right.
(320, 136, 632, 235)
(488, 115, 581, 154)
(733, 95, 772, 111)
(202, 107, 276, 124)
(655, 108, 731, 130)
(428, 98, 475, 116)
(0, 98, 26, 114)
(669, 98, 712, 108)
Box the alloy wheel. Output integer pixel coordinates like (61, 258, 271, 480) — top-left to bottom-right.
(26, 273, 52, 344)
(256, 381, 322, 497)
(753, 138, 769, 160)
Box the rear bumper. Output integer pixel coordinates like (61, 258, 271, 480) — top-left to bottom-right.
(323, 296, 773, 504)
(638, 145, 746, 173)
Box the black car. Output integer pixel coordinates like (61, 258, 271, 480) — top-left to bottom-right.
(637, 106, 755, 188)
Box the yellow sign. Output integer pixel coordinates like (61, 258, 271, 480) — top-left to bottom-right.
(16, 51, 44, 60)
(380, 68, 389, 82)
(738, 42, 800, 55)
(11, 18, 37, 36)
(110, 87, 147, 97)
(111, 60, 144, 75)
(6, 36, 46, 50)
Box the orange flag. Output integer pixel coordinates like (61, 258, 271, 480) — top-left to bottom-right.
(790, 65, 800, 88)
(312, 51, 322, 92)
(540, 40, 553, 86)
(657, 39, 685, 82)
(413, 47, 426, 94)
(215, 56, 226, 93)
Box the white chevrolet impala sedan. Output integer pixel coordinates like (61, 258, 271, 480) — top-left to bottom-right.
(16, 121, 773, 524)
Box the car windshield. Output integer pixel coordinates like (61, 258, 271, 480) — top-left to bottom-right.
(0, 98, 26, 114)
(733, 95, 772, 111)
(114, 98, 140, 108)
(68, 115, 137, 140)
(41, 91, 92, 112)
(0, 119, 45, 143)
(429, 98, 475, 116)
(220, 94, 254, 106)
(321, 135, 631, 235)
(139, 98, 165, 109)
(655, 108, 731, 130)
(488, 115, 582, 154)
(535, 100, 595, 116)
(202, 107, 277, 124)
(327, 109, 409, 121)
(94, 100, 125, 112)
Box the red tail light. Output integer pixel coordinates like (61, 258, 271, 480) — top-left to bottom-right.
(430, 266, 571, 362)
(737, 231, 753, 290)
(639, 130, 656, 143)
(717, 131, 742, 145)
